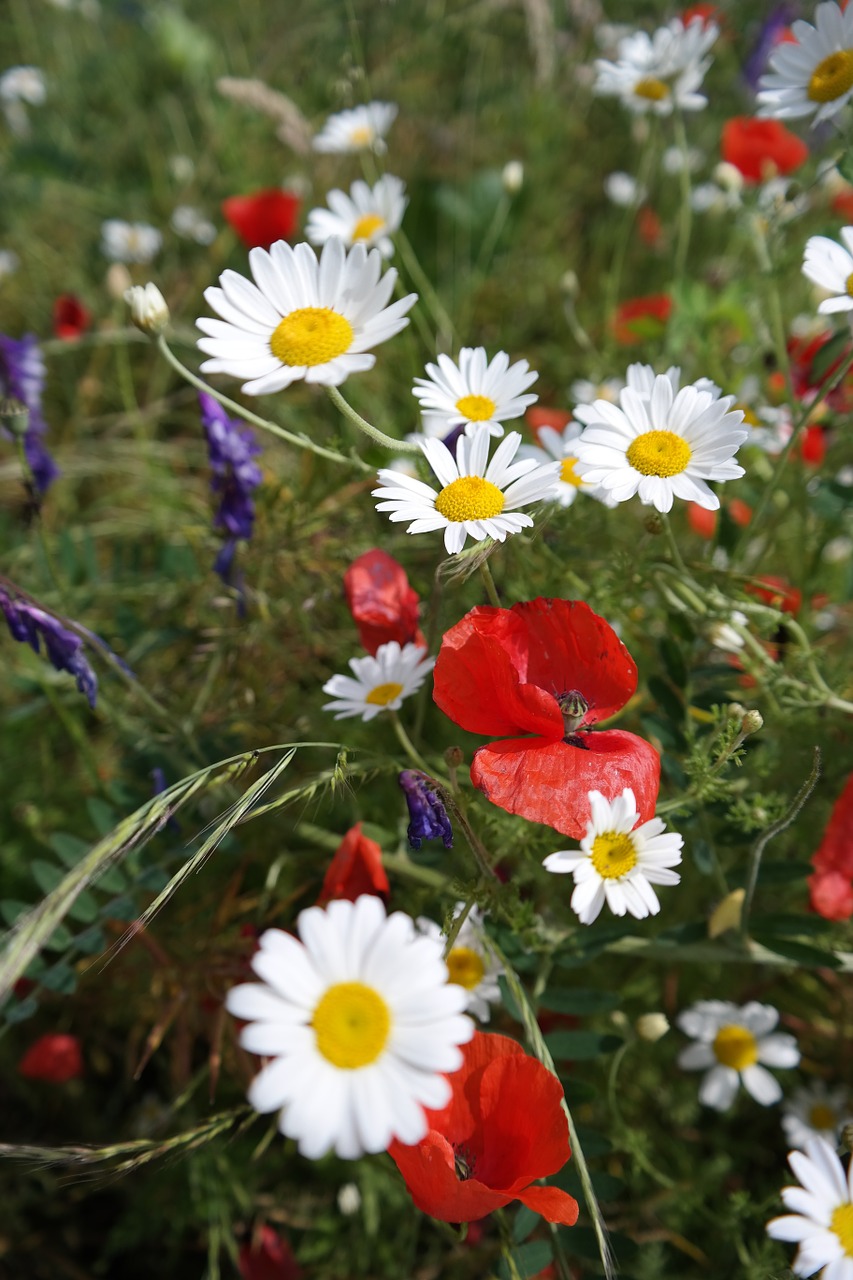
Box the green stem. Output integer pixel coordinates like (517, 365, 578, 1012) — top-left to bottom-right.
(326, 385, 420, 454)
(479, 559, 501, 607)
(441, 896, 475, 959)
(660, 513, 689, 577)
(393, 227, 455, 345)
(672, 111, 693, 292)
(389, 710, 429, 772)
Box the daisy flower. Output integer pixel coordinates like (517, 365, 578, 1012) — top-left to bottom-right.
(570, 375, 623, 406)
(518, 421, 616, 508)
(306, 175, 407, 258)
(416, 905, 503, 1022)
(312, 101, 398, 154)
(225, 895, 474, 1159)
(196, 236, 416, 395)
(767, 1137, 853, 1277)
(804, 231, 853, 314)
(593, 17, 718, 116)
(783, 1084, 853, 1151)
(677, 1000, 800, 1110)
(100, 220, 162, 264)
(373, 426, 559, 556)
(572, 367, 748, 513)
(758, 2, 853, 126)
(171, 204, 217, 245)
(413, 348, 539, 440)
(322, 640, 434, 721)
(0, 66, 46, 104)
(543, 787, 682, 925)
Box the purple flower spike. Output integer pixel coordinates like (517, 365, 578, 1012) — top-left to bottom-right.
(199, 392, 262, 585)
(0, 333, 59, 494)
(399, 770, 453, 850)
(0, 585, 98, 707)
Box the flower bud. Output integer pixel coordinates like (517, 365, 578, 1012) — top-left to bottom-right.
(635, 1012, 669, 1042)
(444, 745, 464, 769)
(0, 395, 29, 438)
(337, 1182, 361, 1215)
(502, 160, 524, 194)
(741, 709, 764, 736)
(125, 283, 170, 336)
(713, 161, 744, 193)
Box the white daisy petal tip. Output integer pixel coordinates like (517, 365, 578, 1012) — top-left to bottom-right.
(766, 1136, 853, 1275)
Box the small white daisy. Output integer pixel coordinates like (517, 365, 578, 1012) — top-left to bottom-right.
(373, 426, 559, 556)
(322, 640, 434, 721)
(306, 175, 407, 258)
(604, 172, 647, 206)
(570, 376, 624, 406)
(100, 220, 162, 264)
(312, 101, 398, 154)
(677, 1000, 800, 1111)
(804, 230, 853, 314)
(543, 788, 683, 925)
(593, 17, 718, 116)
(171, 204, 217, 246)
(518, 421, 617, 508)
(412, 347, 539, 440)
(783, 1084, 853, 1151)
(417, 904, 504, 1022)
(573, 367, 748, 514)
(767, 1137, 853, 1277)
(225, 895, 474, 1159)
(196, 236, 416, 395)
(0, 66, 46, 105)
(758, 1, 853, 125)
(0, 249, 19, 280)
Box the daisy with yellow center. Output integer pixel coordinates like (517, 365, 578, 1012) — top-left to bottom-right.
(196, 236, 416, 395)
(312, 101, 398, 155)
(518, 420, 618, 509)
(783, 1083, 853, 1151)
(759, 2, 853, 125)
(543, 788, 683, 925)
(306, 175, 408, 259)
(803, 229, 853, 315)
(767, 1136, 853, 1277)
(572, 365, 747, 513)
(413, 347, 539, 439)
(225, 895, 474, 1159)
(416, 904, 504, 1022)
(592, 16, 718, 116)
(677, 1000, 800, 1111)
(322, 640, 434, 721)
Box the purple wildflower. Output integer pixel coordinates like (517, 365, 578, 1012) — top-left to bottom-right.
(0, 585, 97, 707)
(399, 770, 453, 850)
(199, 392, 262, 586)
(744, 5, 799, 91)
(0, 333, 59, 493)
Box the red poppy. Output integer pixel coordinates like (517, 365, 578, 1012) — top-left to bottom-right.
(831, 189, 853, 221)
(728, 498, 753, 528)
(318, 822, 389, 904)
(687, 503, 717, 539)
(526, 406, 572, 437)
(343, 549, 424, 656)
(746, 575, 802, 616)
(239, 1226, 302, 1280)
(800, 424, 827, 466)
(52, 294, 91, 341)
(721, 118, 808, 184)
(808, 774, 853, 921)
(432, 598, 660, 838)
(788, 331, 853, 414)
(682, 3, 721, 27)
(389, 1031, 579, 1225)
(222, 189, 301, 251)
(611, 293, 672, 346)
(18, 1033, 83, 1083)
(637, 205, 664, 249)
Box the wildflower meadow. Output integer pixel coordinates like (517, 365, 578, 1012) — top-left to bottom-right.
(3, 1, 853, 1277)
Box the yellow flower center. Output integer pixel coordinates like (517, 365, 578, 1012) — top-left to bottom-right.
(809, 1102, 838, 1131)
(269, 307, 354, 367)
(455, 394, 498, 422)
(365, 681, 404, 706)
(808, 50, 853, 104)
(736, 404, 760, 428)
(712, 1024, 758, 1070)
(446, 946, 486, 991)
(352, 213, 386, 242)
(349, 124, 375, 146)
(831, 1204, 853, 1257)
(626, 429, 692, 477)
(846, 272, 853, 298)
(434, 475, 505, 523)
(590, 831, 638, 879)
(311, 981, 390, 1069)
(560, 456, 583, 487)
(634, 77, 671, 102)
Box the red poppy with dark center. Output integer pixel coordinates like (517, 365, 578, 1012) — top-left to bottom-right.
(318, 822, 389, 904)
(239, 1225, 302, 1280)
(222, 189, 301, 251)
(432, 598, 660, 838)
(611, 293, 671, 346)
(721, 118, 808, 184)
(18, 1033, 83, 1083)
(53, 294, 91, 341)
(343, 548, 424, 655)
(808, 773, 853, 922)
(389, 1031, 579, 1225)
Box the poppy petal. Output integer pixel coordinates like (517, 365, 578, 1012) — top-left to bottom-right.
(516, 1185, 580, 1227)
(344, 549, 425, 655)
(388, 1132, 511, 1222)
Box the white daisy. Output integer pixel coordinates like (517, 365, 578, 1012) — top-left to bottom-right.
(196, 236, 416, 395)
(767, 1137, 853, 1277)
(783, 1084, 853, 1151)
(312, 101, 398, 155)
(543, 788, 683, 925)
(417, 904, 503, 1022)
(758, 1, 853, 126)
(604, 172, 647, 206)
(322, 640, 434, 721)
(306, 175, 407, 259)
(570, 376, 624, 406)
(804, 231, 853, 314)
(518, 421, 617, 508)
(100, 220, 162, 264)
(677, 1000, 800, 1111)
(593, 17, 718, 116)
(373, 426, 559, 556)
(573, 368, 748, 513)
(171, 204, 217, 246)
(412, 347, 539, 440)
(225, 895, 474, 1159)
(0, 66, 46, 105)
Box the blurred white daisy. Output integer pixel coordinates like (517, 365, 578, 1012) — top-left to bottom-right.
(783, 1084, 853, 1151)
(0, 66, 46, 104)
(604, 172, 647, 206)
(573, 369, 748, 513)
(593, 17, 718, 115)
(196, 236, 416, 394)
(518, 421, 617, 508)
(570, 375, 624, 406)
(101, 220, 162, 264)
(313, 101, 398, 154)
(543, 788, 682, 925)
(767, 1136, 853, 1276)
(417, 904, 503, 1022)
(322, 640, 434, 721)
(413, 347, 539, 439)
(758, 1, 853, 125)
(0, 249, 19, 280)
(171, 204, 217, 245)
(373, 426, 559, 556)
(225, 895, 474, 1159)
(677, 1000, 800, 1110)
(306, 175, 407, 258)
(803, 230, 853, 314)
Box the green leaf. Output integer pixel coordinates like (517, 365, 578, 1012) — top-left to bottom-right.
(72, 925, 106, 955)
(48, 833, 90, 867)
(538, 987, 621, 1015)
(135, 865, 171, 892)
(40, 962, 77, 994)
(4, 995, 39, 1023)
(97, 863, 129, 894)
(106, 895, 139, 922)
(690, 838, 716, 876)
(31, 859, 65, 895)
(86, 797, 119, 836)
(659, 636, 688, 688)
(45, 924, 74, 951)
(0, 899, 31, 926)
(752, 934, 842, 969)
(545, 1030, 623, 1060)
(496, 1240, 553, 1280)
(497, 974, 523, 1022)
(512, 1204, 540, 1243)
(66, 889, 99, 925)
(749, 912, 833, 938)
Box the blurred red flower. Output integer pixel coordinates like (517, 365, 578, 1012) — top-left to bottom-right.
(239, 1226, 302, 1280)
(808, 773, 853, 922)
(18, 1033, 83, 1083)
(687, 503, 717, 538)
(432, 598, 660, 837)
(389, 1031, 579, 1225)
(800, 424, 827, 466)
(318, 822, 389, 904)
(831, 189, 853, 221)
(344, 548, 425, 655)
(53, 294, 91, 341)
(611, 293, 671, 346)
(682, 3, 721, 27)
(222, 189, 301, 250)
(728, 498, 753, 528)
(788, 331, 853, 414)
(525, 406, 572, 437)
(746, 575, 802, 616)
(721, 118, 808, 184)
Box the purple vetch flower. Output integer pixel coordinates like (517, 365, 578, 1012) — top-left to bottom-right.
(744, 5, 799, 91)
(0, 585, 97, 707)
(399, 770, 453, 850)
(0, 333, 59, 494)
(199, 392, 262, 586)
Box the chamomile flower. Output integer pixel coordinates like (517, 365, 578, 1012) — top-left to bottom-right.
(0, 66, 46, 105)
(767, 1137, 853, 1276)
(518, 421, 617, 508)
(570, 376, 624, 406)
(543, 788, 683, 925)
(416, 904, 503, 1022)
(312, 101, 398, 154)
(677, 1000, 800, 1110)
(804, 230, 853, 314)
(100, 220, 162, 264)
(783, 1084, 853, 1151)
(373, 426, 559, 556)
(412, 347, 539, 439)
(758, 2, 853, 126)
(171, 204, 217, 245)
(322, 640, 434, 721)
(593, 17, 718, 115)
(306, 175, 407, 258)
(225, 895, 474, 1159)
(573, 368, 748, 513)
(196, 237, 416, 394)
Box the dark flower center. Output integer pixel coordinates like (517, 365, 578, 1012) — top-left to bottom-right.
(454, 1144, 476, 1181)
(556, 689, 589, 735)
